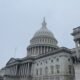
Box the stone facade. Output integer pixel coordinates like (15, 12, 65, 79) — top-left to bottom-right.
(0, 76, 3, 80)
(71, 26, 80, 80)
(1, 18, 80, 80)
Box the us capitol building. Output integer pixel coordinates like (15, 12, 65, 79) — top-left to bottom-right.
(0, 18, 80, 80)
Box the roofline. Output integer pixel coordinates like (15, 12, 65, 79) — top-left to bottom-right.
(35, 47, 72, 59)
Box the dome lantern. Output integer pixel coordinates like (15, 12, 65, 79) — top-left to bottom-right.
(42, 17, 47, 29)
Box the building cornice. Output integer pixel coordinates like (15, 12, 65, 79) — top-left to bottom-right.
(6, 47, 72, 67)
(35, 47, 72, 59)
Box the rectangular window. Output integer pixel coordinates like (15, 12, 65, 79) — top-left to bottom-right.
(69, 65, 72, 74)
(40, 68, 42, 75)
(51, 66, 54, 74)
(56, 65, 60, 73)
(36, 69, 38, 76)
(45, 67, 48, 76)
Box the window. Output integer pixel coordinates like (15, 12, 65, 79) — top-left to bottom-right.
(69, 65, 72, 74)
(68, 58, 70, 62)
(51, 66, 54, 74)
(51, 60, 53, 62)
(56, 65, 60, 73)
(40, 68, 42, 75)
(56, 58, 59, 62)
(46, 61, 47, 64)
(36, 69, 38, 76)
(37, 63, 38, 66)
(45, 67, 48, 75)
(41, 62, 42, 65)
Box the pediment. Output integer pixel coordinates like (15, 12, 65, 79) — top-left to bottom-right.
(7, 58, 16, 65)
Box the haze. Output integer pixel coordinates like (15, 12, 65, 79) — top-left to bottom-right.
(0, 0, 80, 69)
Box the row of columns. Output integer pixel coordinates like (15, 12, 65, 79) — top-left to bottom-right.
(5, 65, 17, 76)
(18, 62, 32, 77)
(28, 46, 54, 56)
(5, 62, 32, 78)
(31, 38, 54, 45)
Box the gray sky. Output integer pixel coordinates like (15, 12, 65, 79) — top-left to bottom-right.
(0, 0, 80, 69)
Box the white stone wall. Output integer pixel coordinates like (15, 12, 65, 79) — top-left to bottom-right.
(0, 69, 5, 77)
(74, 64, 80, 80)
(32, 52, 74, 80)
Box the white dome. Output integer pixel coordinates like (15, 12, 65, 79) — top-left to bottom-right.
(30, 18, 58, 46)
(34, 26, 54, 38)
(27, 18, 58, 57)
(33, 18, 54, 38)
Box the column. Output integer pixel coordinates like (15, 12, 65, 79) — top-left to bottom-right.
(25, 64, 27, 76)
(36, 46, 37, 55)
(42, 46, 43, 54)
(15, 65, 17, 75)
(50, 47, 51, 51)
(12, 66, 13, 75)
(43, 46, 45, 54)
(75, 41, 80, 58)
(19, 66, 20, 76)
(45, 46, 46, 53)
(44, 46, 46, 54)
(33, 47, 35, 55)
(24, 64, 25, 76)
(38, 46, 40, 55)
(8, 68, 10, 75)
(20, 66, 21, 76)
(36, 47, 38, 55)
(31, 48, 32, 55)
(32, 47, 34, 55)
(41, 46, 42, 54)
(29, 48, 31, 55)
(28, 49, 30, 56)
(14, 66, 15, 75)
(35, 47, 36, 55)
(24, 64, 26, 76)
(47, 46, 48, 52)
(39, 47, 41, 54)
(21, 65, 23, 76)
(37, 46, 39, 55)
(34, 47, 35, 55)
(23, 64, 24, 76)
(27, 63, 29, 75)
(22, 64, 24, 76)
(48, 47, 50, 52)
(49, 47, 51, 52)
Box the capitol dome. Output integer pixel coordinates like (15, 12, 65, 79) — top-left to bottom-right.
(30, 18, 58, 46)
(27, 18, 58, 56)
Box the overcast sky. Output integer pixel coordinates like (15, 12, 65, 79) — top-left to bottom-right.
(0, 0, 80, 69)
